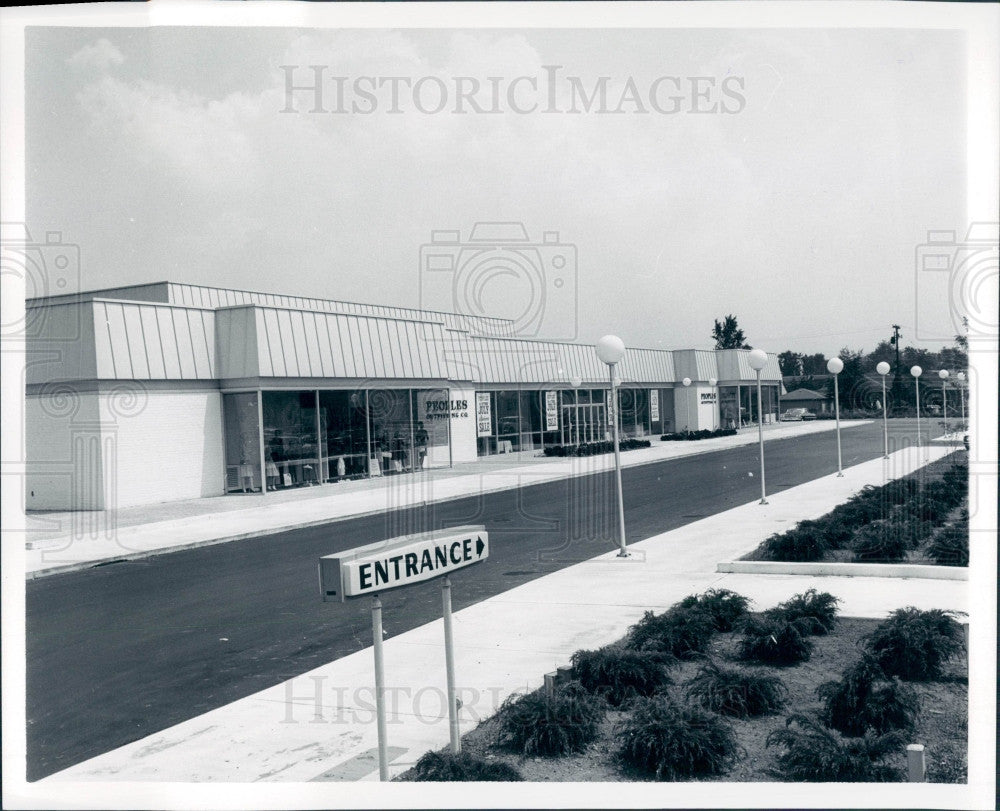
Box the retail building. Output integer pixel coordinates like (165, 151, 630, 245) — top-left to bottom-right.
(25, 282, 782, 510)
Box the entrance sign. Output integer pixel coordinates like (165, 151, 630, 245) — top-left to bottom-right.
(544, 391, 559, 431)
(320, 526, 488, 602)
(476, 392, 492, 437)
(650, 389, 660, 421)
(318, 524, 488, 780)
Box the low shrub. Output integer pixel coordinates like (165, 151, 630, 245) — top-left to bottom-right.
(738, 615, 816, 665)
(851, 519, 909, 562)
(677, 589, 751, 632)
(926, 523, 970, 567)
(571, 647, 674, 707)
(685, 660, 787, 718)
(863, 607, 965, 681)
(616, 695, 739, 780)
(494, 681, 606, 757)
(766, 714, 904, 782)
(817, 656, 920, 736)
(755, 527, 830, 562)
(882, 477, 921, 506)
(625, 606, 716, 659)
(660, 428, 737, 441)
(408, 750, 524, 781)
(768, 589, 840, 634)
(543, 438, 651, 457)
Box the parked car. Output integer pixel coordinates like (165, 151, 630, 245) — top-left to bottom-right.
(780, 407, 817, 421)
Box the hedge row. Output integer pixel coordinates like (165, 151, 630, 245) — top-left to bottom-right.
(542, 438, 652, 457)
(661, 428, 738, 441)
(752, 459, 968, 563)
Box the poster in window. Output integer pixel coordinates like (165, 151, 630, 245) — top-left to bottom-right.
(544, 391, 559, 431)
(476, 392, 492, 437)
(650, 389, 660, 421)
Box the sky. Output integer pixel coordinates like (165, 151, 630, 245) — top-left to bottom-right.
(26, 25, 968, 356)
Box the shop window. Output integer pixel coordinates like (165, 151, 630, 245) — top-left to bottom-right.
(412, 389, 452, 469)
(262, 391, 319, 490)
(223, 392, 261, 493)
(369, 389, 413, 475)
(319, 390, 369, 481)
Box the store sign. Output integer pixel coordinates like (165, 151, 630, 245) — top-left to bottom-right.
(544, 391, 559, 431)
(700, 392, 718, 403)
(319, 526, 489, 602)
(650, 389, 660, 421)
(476, 392, 492, 437)
(423, 397, 469, 421)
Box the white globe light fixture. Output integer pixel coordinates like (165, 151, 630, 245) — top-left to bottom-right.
(826, 357, 845, 477)
(911, 366, 924, 457)
(708, 377, 718, 430)
(569, 376, 583, 445)
(746, 349, 769, 504)
(955, 371, 966, 427)
(594, 335, 628, 557)
(938, 370, 950, 437)
(680, 377, 692, 434)
(876, 362, 891, 458)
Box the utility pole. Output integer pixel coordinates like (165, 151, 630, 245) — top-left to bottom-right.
(890, 324, 903, 411)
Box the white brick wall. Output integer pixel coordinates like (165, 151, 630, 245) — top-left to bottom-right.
(99, 389, 224, 509)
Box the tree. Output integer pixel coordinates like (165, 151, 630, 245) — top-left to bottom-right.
(778, 351, 803, 376)
(800, 353, 827, 377)
(712, 315, 750, 349)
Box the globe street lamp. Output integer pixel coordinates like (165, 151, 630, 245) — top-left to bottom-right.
(938, 369, 949, 437)
(596, 335, 628, 557)
(570, 375, 583, 446)
(708, 377, 718, 430)
(956, 371, 966, 427)
(876, 361, 891, 459)
(827, 357, 845, 477)
(681, 377, 692, 433)
(747, 349, 769, 505)
(911, 365, 923, 458)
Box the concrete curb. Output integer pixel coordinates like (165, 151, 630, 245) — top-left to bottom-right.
(716, 560, 968, 580)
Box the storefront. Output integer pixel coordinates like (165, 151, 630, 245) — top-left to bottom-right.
(25, 281, 783, 510)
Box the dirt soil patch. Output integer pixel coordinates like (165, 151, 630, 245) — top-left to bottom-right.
(402, 615, 967, 783)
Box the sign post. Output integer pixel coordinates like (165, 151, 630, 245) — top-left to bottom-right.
(371, 595, 389, 781)
(442, 576, 460, 754)
(319, 525, 488, 779)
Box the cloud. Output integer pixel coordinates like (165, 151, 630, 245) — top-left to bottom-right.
(66, 38, 124, 73)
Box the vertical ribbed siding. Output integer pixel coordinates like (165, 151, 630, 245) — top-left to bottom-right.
(91, 300, 216, 380)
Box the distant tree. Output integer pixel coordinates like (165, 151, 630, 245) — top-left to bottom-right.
(800, 353, 827, 377)
(866, 340, 896, 371)
(712, 315, 750, 349)
(778, 351, 803, 376)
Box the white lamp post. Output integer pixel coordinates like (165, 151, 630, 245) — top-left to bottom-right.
(708, 377, 718, 430)
(938, 369, 949, 437)
(827, 357, 844, 476)
(596, 335, 628, 557)
(876, 361, 891, 458)
(911, 365, 923, 457)
(747, 349, 769, 505)
(570, 375, 582, 445)
(681, 377, 692, 432)
(956, 371, 966, 427)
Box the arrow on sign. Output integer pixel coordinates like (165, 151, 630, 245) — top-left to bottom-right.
(475, 536, 485, 557)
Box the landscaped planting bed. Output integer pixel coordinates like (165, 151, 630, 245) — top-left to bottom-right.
(742, 454, 969, 566)
(400, 592, 967, 783)
(543, 438, 651, 457)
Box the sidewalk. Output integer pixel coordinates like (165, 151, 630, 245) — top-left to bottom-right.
(25, 421, 866, 578)
(41, 441, 964, 784)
